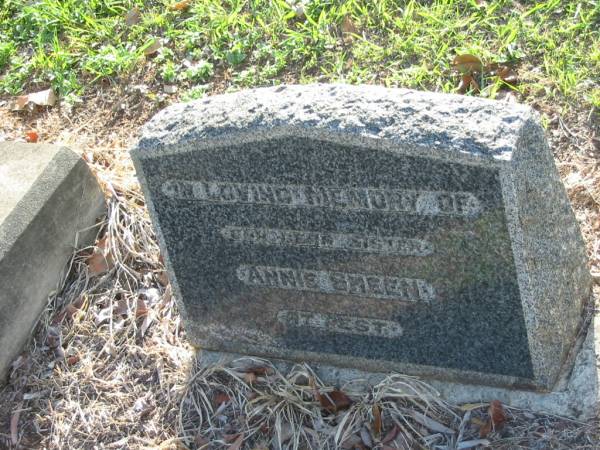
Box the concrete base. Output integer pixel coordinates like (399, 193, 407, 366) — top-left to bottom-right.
(198, 311, 599, 420)
(0, 142, 105, 382)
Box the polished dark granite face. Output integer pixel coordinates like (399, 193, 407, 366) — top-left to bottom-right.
(140, 137, 533, 380)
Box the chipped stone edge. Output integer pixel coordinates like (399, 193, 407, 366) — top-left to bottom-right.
(134, 83, 535, 162)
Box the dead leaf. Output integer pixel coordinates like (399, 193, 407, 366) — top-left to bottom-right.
(194, 434, 210, 447)
(320, 390, 352, 414)
(381, 425, 399, 444)
(479, 421, 492, 438)
(30, 88, 57, 106)
(87, 235, 114, 275)
(372, 403, 382, 438)
(136, 297, 149, 319)
(25, 131, 38, 143)
(341, 15, 358, 35)
(87, 252, 111, 274)
(479, 400, 506, 437)
(229, 433, 244, 450)
(114, 298, 129, 316)
(144, 39, 162, 56)
(13, 96, 29, 110)
(244, 365, 271, 376)
(457, 74, 480, 94)
(497, 66, 518, 85)
(214, 391, 230, 407)
(10, 402, 23, 445)
(489, 400, 507, 428)
(170, 0, 191, 11)
(67, 355, 80, 365)
(12, 89, 57, 111)
(125, 7, 141, 26)
(243, 371, 257, 385)
(452, 54, 483, 75)
(409, 411, 455, 434)
(156, 271, 170, 286)
(164, 84, 178, 94)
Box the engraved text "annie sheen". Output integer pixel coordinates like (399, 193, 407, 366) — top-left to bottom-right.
(278, 310, 403, 338)
(236, 265, 435, 303)
(161, 180, 482, 217)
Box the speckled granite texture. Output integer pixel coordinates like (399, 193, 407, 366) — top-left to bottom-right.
(132, 84, 591, 391)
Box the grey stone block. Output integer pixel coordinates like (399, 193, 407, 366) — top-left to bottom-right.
(0, 142, 105, 381)
(132, 84, 591, 393)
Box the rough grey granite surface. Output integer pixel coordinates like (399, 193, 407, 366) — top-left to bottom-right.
(132, 84, 591, 392)
(199, 308, 598, 419)
(0, 142, 105, 382)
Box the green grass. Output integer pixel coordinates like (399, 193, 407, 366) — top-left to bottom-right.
(0, 0, 598, 109)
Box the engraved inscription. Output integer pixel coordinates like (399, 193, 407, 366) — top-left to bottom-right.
(162, 179, 482, 217)
(221, 226, 433, 256)
(277, 310, 403, 338)
(237, 265, 435, 303)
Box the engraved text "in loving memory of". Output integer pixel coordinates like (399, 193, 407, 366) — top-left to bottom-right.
(237, 265, 435, 303)
(162, 179, 482, 217)
(221, 226, 433, 256)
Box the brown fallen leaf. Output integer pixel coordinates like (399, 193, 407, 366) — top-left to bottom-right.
(114, 298, 129, 316)
(87, 235, 114, 275)
(156, 270, 170, 286)
(320, 390, 352, 414)
(497, 65, 518, 85)
(309, 376, 352, 413)
(457, 74, 480, 94)
(10, 402, 23, 445)
(170, 0, 191, 10)
(479, 421, 492, 438)
(125, 7, 141, 26)
(143, 39, 162, 56)
(194, 434, 210, 448)
(67, 355, 80, 366)
(213, 391, 230, 407)
(25, 131, 39, 142)
(489, 399, 507, 427)
(12, 88, 57, 111)
(479, 399, 507, 437)
(229, 433, 244, 450)
(381, 425, 399, 444)
(244, 365, 272, 376)
(372, 403, 382, 439)
(452, 54, 483, 75)
(243, 371, 257, 385)
(136, 297, 149, 319)
(341, 15, 358, 36)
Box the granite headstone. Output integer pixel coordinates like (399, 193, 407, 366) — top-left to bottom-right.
(132, 84, 591, 391)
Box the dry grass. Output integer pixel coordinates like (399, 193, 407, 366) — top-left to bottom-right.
(0, 84, 599, 449)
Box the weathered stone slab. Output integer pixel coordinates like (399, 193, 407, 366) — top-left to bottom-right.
(132, 84, 591, 391)
(0, 142, 105, 381)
